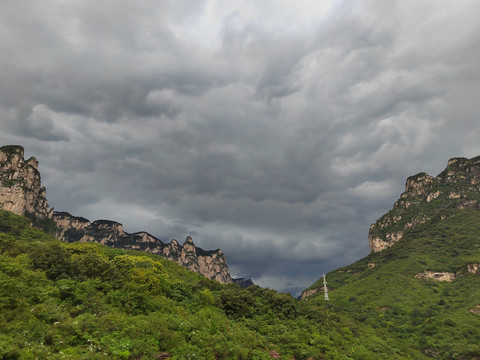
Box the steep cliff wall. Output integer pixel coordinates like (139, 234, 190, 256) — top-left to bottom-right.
(0, 145, 51, 219)
(53, 211, 233, 283)
(369, 156, 480, 252)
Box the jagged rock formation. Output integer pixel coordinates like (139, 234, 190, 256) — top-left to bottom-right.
(369, 156, 480, 252)
(0, 145, 233, 284)
(0, 145, 51, 219)
(52, 211, 232, 283)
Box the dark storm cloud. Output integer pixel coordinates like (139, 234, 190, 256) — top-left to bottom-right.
(1, 0, 480, 294)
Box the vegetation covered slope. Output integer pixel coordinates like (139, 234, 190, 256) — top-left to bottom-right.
(0, 209, 418, 360)
(369, 156, 480, 252)
(307, 209, 480, 359)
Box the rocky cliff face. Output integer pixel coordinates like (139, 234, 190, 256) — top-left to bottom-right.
(0, 145, 51, 219)
(369, 156, 480, 252)
(0, 145, 233, 284)
(53, 211, 232, 283)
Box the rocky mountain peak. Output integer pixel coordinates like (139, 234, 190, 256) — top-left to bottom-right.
(404, 173, 434, 195)
(0, 145, 51, 220)
(369, 155, 480, 252)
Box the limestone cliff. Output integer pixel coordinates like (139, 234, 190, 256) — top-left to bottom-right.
(0, 145, 51, 219)
(53, 211, 232, 283)
(0, 145, 233, 284)
(369, 156, 480, 252)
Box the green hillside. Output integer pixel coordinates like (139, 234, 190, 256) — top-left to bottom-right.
(308, 209, 480, 359)
(0, 209, 417, 360)
(3, 197, 478, 359)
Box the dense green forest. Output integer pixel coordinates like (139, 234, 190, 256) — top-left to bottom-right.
(1, 208, 479, 359)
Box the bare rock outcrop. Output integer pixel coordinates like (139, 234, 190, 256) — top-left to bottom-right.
(470, 305, 480, 315)
(369, 156, 480, 252)
(415, 271, 456, 282)
(0, 145, 51, 219)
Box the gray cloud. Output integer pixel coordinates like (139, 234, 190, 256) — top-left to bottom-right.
(1, 0, 480, 295)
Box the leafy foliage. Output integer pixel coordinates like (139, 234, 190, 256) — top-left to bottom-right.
(0, 145, 24, 159)
(0, 209, 413, 359)
(24, 211, 57, 235)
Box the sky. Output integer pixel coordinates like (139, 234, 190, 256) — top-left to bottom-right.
(1, 0, 480, 295)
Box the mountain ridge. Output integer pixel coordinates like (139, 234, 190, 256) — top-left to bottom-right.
(301, 155, 480, 300)
(0, 145, 232, 283)
(301, 155, 480, 358)
(53, 211, 232, 283)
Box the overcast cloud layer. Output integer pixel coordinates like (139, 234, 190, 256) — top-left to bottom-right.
(2, 0, 480, 295)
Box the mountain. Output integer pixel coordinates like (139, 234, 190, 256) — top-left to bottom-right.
(369, 156, 480, 252)
(0, 145, 52, 220)
(303, 156, 480, 359)
(4, 145, 479, 358)
(0, 145, 231, 283)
